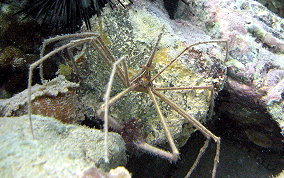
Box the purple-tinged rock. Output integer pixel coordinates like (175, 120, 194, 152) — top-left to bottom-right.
(176, 0, 284, 151)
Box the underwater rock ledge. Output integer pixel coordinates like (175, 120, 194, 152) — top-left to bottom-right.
(77, 1, 227, 147)
(0, 115, 127, 177)
(175, 0, 284, 152)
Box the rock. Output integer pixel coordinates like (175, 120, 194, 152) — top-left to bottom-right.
(82, 166, 131, 178)
(109, 166, 132, 178)
(0, 75, 84, 124)
(0, 2, 42, 98)
(256, 0, 284, 18)
(0, 46, 25, 67)
(174, 0, 284, 151)
(0, 115, 127, 177)
(0, 2, 41, 52)
(275, 170, 284, 178)
(76, 1, 227, 147)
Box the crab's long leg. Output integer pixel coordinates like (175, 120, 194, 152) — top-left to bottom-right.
(96, 37, 128, 86)
(152, 89, 220, 178)
(91, 40, 113, 66)
(39, 32, 100, 83)
(185, 139, 210, 178)
(96, 83, 138, 117)
(96, 37, 116, 64)
(90, 38, 128, 87)
(155, 85, 215, 119)
(155, 86, 213, 91)
(135, 142, 179, 161)
(28, 37, 96, 138)
(151, 40, 228, 82)
(103, 56, 126, 163)
(66, 46, 82, 77)
(147, 87, 179, 159)
(121, 59, 130, 87)
(144, 30, 163, 69)
(130, 29, 164, 83)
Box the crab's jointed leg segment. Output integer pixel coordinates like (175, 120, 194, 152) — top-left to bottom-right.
(151, 40, 228, 82)
(103, 56, 128, 163)
(28, 36, 99, 138)
(39, 32, 100, 83)
(152, 89, 221, 178)
(147, 88, 180, 160)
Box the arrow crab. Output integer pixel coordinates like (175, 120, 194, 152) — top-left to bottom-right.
(27, 30, 228, 177)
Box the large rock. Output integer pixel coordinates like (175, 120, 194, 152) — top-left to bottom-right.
(175, 0, 284, 151)
(76, 1, 227, 147)
(0, 75, 84, 124)
(256, 0, 284, 18)
(0, 115, 127, 177)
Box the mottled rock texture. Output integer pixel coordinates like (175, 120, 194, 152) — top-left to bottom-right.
(1, 2, 227, 173)
(0, 115, 127, 177)
(0, 2, 42, 98)
(257, 0, 284, 18)
(2, 0, 283, 176)
(0, 75, 84, 124)
(76, 2, 227, 147)
(174, 0, 284, 152)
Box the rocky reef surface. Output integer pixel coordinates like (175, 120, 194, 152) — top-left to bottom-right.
(175, 0, 284, 152)
(256, 0, 284, 18)
(0, 115, 127, 177)
(76, 1, 227, 147)
(0, 0, 283, 177)
(0, 75, 88, 124)
(0, 2, 45, 98)
(1, 0, 227, 149)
